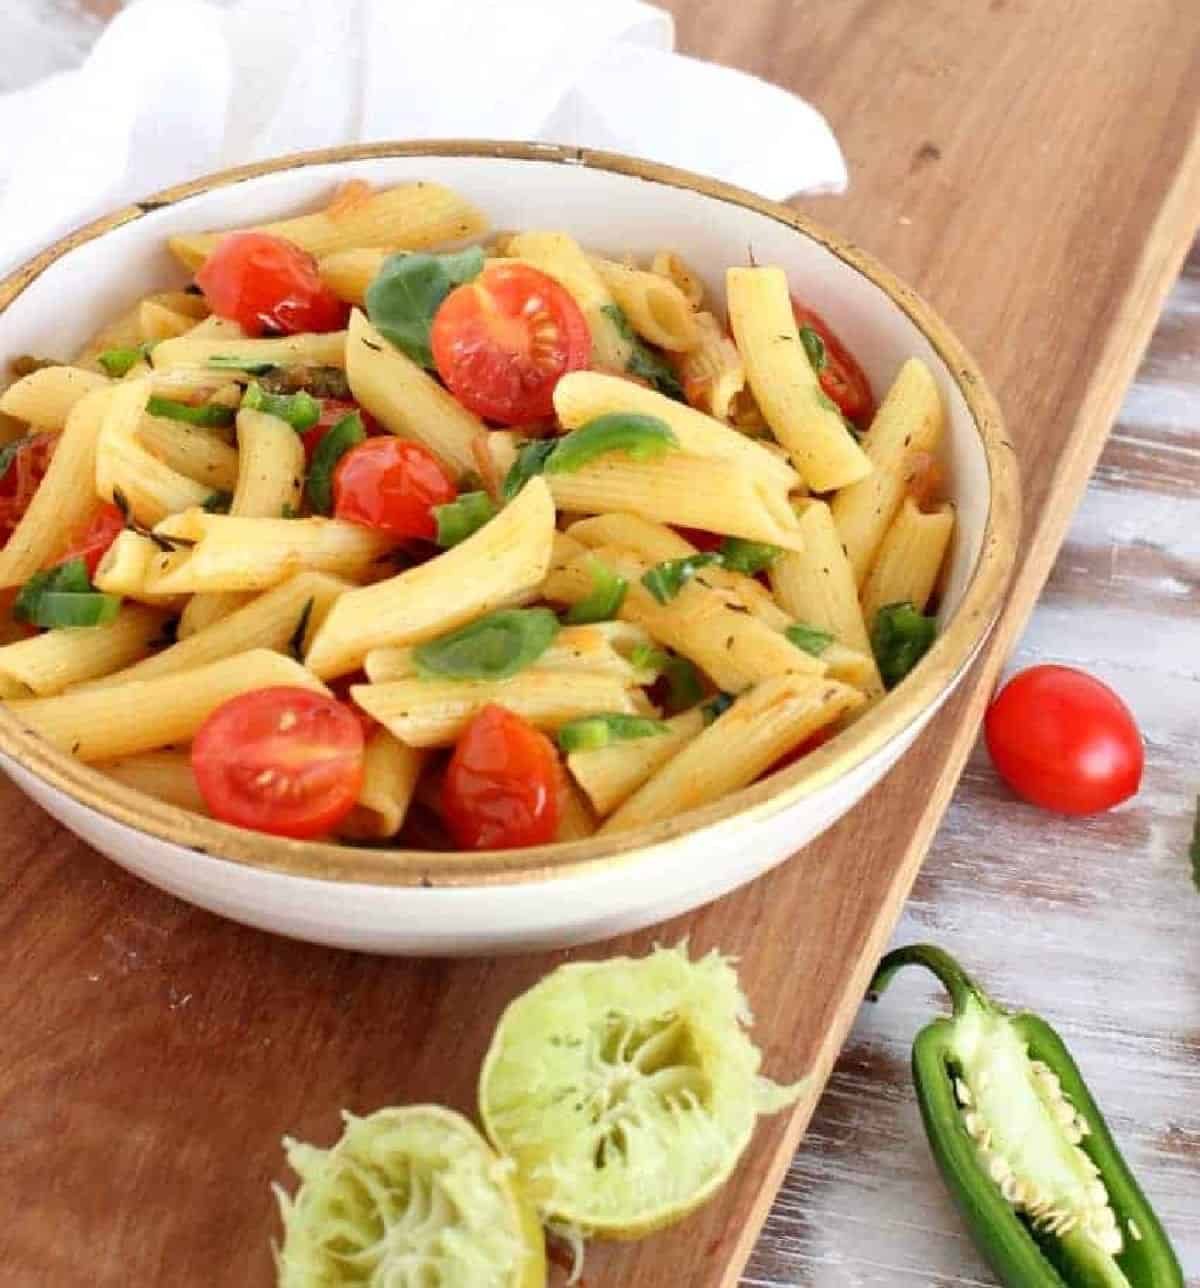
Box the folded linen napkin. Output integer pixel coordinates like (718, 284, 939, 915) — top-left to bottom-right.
(0, 0, 845, 276)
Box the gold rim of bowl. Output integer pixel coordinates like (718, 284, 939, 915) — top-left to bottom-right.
(0, 140, 1021, 888)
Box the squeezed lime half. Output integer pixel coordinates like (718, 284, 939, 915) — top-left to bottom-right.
(275, 1104, 545, 1287)
(478, 944, 803, 1239)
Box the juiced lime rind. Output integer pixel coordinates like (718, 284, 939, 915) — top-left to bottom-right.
(479, 944, 803, 1239)
(275, 1104, 546, 1288)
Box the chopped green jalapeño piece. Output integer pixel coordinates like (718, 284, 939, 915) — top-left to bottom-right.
(871, 601, 937, 688)
(545, 413, 678, 475)
(558, 713, 669, 753)
(241, 381, 321, 431)
(718, 537, 782, 575)
(433, 491, 495, 548)
(412, 608, 560, 682)
(785, 622, 835, 657)
(145, 395, 235, 428)
(564, 558, 627, 624)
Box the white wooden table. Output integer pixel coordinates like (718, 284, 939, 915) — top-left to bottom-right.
(3, 7, 1198, 1285)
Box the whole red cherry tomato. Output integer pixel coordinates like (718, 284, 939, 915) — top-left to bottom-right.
(196, 232, 349, 336)
(442, 704, 561, 849)
(333, 436, 457, 540)
(791, 300, 875, 427)
(985, 665, 1143, 815)
(54, 502, 124, 579)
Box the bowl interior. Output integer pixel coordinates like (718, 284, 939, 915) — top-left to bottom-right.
(0, 146, 1011, 885)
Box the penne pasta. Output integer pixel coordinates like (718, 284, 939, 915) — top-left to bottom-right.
(830, 358, 946, 583)
(345, 310, 479, 477)
(672, 312, 746, 421)
(176, 590, 255, 639)
(650, 249, 705, 309)
(167, 182, 488, 270)
(727, 266, 872, 490)
(93, 531, 187, 606)
(556, 776, 597, 842)
(74, 305, 143, 371)
(601, 674, 866, 834)
(860, 497, 955, 624)
(0, 365, 109, 428)
(0, 604, 166, 697)
(351, 670, 641, 747)
(138, 300, 198, 342)
(6, 648, 328, 761)
(151, 331, 347, 374)
(305, 476, 555, 679)
(97, 750, 209, 814)
(567, 707, 705, 817)
(230, 408, 305, 518)
(588, 256, 700, 351)
(337, 729, 426, 840)
(318, 248, 388, 306)
(137, 416, 240, 493)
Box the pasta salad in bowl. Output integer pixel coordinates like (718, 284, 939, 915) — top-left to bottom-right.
(0, 144, 1018, 952)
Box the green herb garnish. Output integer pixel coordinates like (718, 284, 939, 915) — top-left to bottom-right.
(206, 355, 278, 374)
(305, 411, 365, 514)
(241, 382, 321, 431)
(718, 537, 782, 576)
(412, 608, 560, 682)
(13, 557, 120, 630)
(365, 247, 485, 368)
(565, 558, 627, 625)
(145, 395, 235, 428)
(641, 552, 723, 605)
(785, 622, 835, 657)
(98, 342, 154, 377)
(557, 713, 669, 753)
(601, 304, 684, 399)
(433, 491, 496, 548)
(501, 439, 558, 501)
(871, 601, 937, 688)
(798, 325, 826, 372)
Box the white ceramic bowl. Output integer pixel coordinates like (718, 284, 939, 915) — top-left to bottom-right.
(0, 143, 1019, 954)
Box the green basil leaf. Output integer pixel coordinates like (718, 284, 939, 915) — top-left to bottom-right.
(413, 608, 560, 681)
(701, 692, 734, 724)
(206, 355, 277, 374)
(501, 439, 557, 501)
(14, 556, 119, 629)
(98, 343, 153, 377)
(434, 491, 496, 548)
(545, 413, 678, 475)
(241, 382, 321, 431)
(203, 490, 232, 514)
(564, 557, 627, 625)
(871, 601, 937, 689)
(718, 537, 782, 576)
(365, 247, 485, 368)
(289, 597, 315, 661)
(798, 325, 826, 372)
(785, 622, 835, 657)
(641, 552, 723, 604)
(305, 411, 365, 514)
(557, 713, 669, 753)
(146, 395, 235, 428)
(601, 304, 684, 400)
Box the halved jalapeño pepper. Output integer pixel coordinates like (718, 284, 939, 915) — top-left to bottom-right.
(870, 945, 1182, 1287)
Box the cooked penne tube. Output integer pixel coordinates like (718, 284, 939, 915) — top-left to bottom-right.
(830, 358, 946, 583)
(544, 452, 804, 551)
(650, 249, 705, 309)
(365, 621, 656, 685)
(819, 641, 882, 695)
(0, 604, 166, 697)
(672, 312, 745, 421)
(0, 365, 109, 428)
(74, 305, 143, 370)
(0, 385, 114, 588)
(144, 512, 395, 594)
(588, 256, 700, 351)
(553, 370, 797, 492)
(861, 497, 955, 624)
(305, 476, 555, 679)
(146, 290, 209, 321)
(78, 571, 348, 690)
(6, 648, 328, 761)
(567, 707, 705, 817)
(150, 331, 347, 374)
(137, 417, 240, 492)
(345, 310, 479, 477)
(95, 378, 210, 525)
(503, 231, 631, 370)
(556, 776, 597, 841)
(97, 750, 208, 814)
(337, 729, 425, 840)
(231, 408, 305, 518)
(167, 182, 488, 270)
(318, 248, 388, 306)
(601, 674, 866, 834)
(93, 531, 187, 606)
(351, 671, 641, 747)
(138, 300, 197, 342)
(180, 315, 245, 342)
(176, 590, 255, 639)
(727, 266, 872, 490)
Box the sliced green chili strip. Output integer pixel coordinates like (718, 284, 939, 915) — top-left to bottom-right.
(206, 355, 277, 374)
(98, 343, 153, 377)
(241, 382, 321, 430)
(557, 713, 669, 753)
(870, 945, 1184, 1288)
(600, 303, 684, 400)
(433, 491, 496, 548)
(305, 411, 365, 515)
(145, 395, 236, 428)
(871, 600, 937, 688)
(501, 439, 557, 501)
(365, 247, 485, 368)
(641, 552, 723, 604)
(412, 608, 560, 682)
(718, 537, 782, 575)
(545, 413, 678, 475)
(564, 558, 627, 624)
(785, 622, 835, 657)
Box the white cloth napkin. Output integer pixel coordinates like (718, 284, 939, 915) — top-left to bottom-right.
(0, 0, 845, 277)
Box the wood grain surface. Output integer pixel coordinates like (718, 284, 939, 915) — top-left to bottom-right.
(2, 2, 1199, 1286)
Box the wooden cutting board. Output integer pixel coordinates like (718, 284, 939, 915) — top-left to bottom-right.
(3, 2, 1200, 1285)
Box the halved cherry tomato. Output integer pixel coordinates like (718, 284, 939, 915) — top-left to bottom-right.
(300, 399, 378, 466)
(0, 433, 56, 545)
(442, 704, 561, 849)
(191, 687, 365, 839)
(985, 665, 1143, 815)
(54, 502, 124, 579)
(791, 301, 875, 427)
(431, 263, 590, 425)
(333, 436, 457, 540)
(196, 232, 349, 337)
